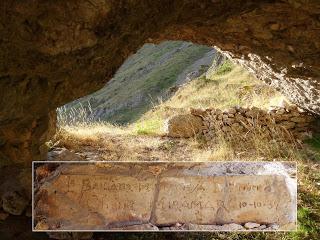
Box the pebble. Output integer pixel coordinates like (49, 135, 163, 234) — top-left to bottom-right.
(244, 222, 261, 229)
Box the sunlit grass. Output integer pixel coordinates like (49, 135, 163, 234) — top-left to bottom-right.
(53, 59, 319, 240)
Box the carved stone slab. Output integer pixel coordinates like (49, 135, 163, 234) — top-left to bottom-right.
(33, 162, 296, 231)
(152, 175, 295, 225)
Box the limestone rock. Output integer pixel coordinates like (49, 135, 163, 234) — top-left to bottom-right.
(152, 175, 296, 226)
(47, 148, 84, 161)
(35, 163, 157, 230)
(186, 223, 244, 231)
(223, 223, 245, 231)
(35, 220, 49, 230)
(244, 222, 261, 229)
(258, 224, 267, 230)
(164, 114, 203, 137)
(110, 224, 159, 231)
(265, 223, 280, 230)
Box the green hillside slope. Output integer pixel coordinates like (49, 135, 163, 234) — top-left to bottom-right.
(132, 60, 287, 135)
(59, 41, 214, 125)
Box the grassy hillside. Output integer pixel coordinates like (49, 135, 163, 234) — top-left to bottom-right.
(132, 60, 287, 135)
(58, 41, 213, 125)
(55, 59, 319, 240)
(55, 59, 319, 239)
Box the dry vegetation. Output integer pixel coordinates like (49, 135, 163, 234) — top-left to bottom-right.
(54, 60, 320, 240)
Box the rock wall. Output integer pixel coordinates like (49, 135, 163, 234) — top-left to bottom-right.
(1, 0, 319, 165)
(191, 105, 316, 143)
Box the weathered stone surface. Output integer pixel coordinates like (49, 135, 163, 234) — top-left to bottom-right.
(185, 223, 244, 231)
(34, 162, 296, 231)
(152, 175, 295, 226)
(47, 148, 84, 161)
(164, 114, 203, 137)
(195, 105, 317, 143)
(47, 232, 93, 240)
(109, 223, 159, 231)
(35, 164, 157, 230)
(2, 191, 29, 215)
(0, 166, 31, 215)
(244, 222, 261, 229)
(1, 0, 320, 165)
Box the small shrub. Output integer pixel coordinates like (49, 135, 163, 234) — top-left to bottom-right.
(215, 60, 234, 75)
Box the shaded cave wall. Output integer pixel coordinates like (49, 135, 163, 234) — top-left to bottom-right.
(0, 0, 319, 165)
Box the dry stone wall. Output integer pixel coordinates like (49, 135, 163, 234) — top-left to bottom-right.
(190, 105, 317, 143)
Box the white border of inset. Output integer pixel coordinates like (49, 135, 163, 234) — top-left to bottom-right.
(32, 160, 298, 232)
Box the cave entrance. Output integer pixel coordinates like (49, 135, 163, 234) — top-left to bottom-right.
(50, 40, 313, 162)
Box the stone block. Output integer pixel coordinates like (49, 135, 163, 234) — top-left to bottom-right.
(34, 162, 297, 231)
(152, 175, 296, 226)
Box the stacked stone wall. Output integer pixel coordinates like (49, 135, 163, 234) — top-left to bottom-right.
(191, 105, 317, 143)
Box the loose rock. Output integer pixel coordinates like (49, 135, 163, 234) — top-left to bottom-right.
(47, 148, 84, 161)
(244, 222, 261, 229)
(164, 114, 203, 137)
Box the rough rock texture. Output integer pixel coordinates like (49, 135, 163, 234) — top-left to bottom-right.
(47, 232, 93, 240)
(184, 223, 244, 231)
(244, 222, 261, 229)
(0, 166, 32, 215)
(0, 0, 319, 165)
(164, 114, 203, 137)
(34, 162, 296, 231)
(47, 148, 84, 161)
(190, 105, 317, 142)
(109, 223, 159, 231)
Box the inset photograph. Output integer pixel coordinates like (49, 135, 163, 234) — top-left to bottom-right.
(33, 161, 297, 231)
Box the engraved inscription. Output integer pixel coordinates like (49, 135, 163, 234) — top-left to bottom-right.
(36, 164, 296, 230)
(50, 174, 157, 224)
(153, 175, 293, 225)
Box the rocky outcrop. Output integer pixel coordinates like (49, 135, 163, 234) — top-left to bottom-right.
(1, 0, 320, 165)
(191, 105, 317, 143)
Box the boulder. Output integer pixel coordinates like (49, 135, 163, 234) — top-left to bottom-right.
(164, 114, 203, 137)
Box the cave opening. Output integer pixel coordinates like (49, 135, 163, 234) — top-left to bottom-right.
(49, 41, 318, 163)
(1, 0, 320, 238)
